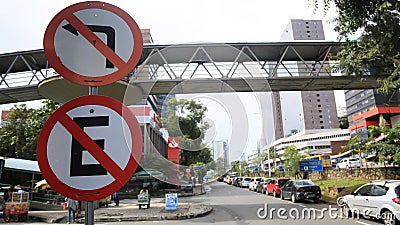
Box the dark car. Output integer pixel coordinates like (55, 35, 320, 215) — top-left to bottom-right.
(255, 178, 269, 193)
(280, 180, 321, 203)
(233, 177, 243, 187)
(259, 178, 272, 194)
(266, 178, 290, 197)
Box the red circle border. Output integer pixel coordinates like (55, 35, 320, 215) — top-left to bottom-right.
(43, 1, 143, 86)
(37, 95, 143, 201)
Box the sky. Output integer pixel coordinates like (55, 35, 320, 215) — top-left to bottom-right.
(0, 0, 342, 161)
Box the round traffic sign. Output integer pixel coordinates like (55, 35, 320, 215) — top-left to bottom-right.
(37, 95, 143, 201)
(43, 1, 143, 86)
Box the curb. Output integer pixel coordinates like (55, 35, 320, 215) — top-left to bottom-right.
(75, 205, 213, 223)
(29, 215, 66, 224)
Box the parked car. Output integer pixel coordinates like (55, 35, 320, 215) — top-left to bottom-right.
(249, 177, 263, 191)
(338, 180, 400, 225)
(240, 177, 252, 188)
(256, 178, 270, 193)
(233, 177, 243, 187)
(266, 178, 290, 197)
(281, 179, 321, 203)
(226, 176, 236, 185)
(261, 178, 273, 194)
(336, 158, 361, 169)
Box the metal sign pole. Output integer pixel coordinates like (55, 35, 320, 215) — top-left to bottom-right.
(85, 201, 94, 225)
(85, 86, 98, 225)
(89, 86, 98, 95)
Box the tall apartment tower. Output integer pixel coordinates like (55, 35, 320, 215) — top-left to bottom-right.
(280, 19, 340, 131)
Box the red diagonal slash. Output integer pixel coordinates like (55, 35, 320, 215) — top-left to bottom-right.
(65, 13, 126, 70)
(58, 113, 124, 179)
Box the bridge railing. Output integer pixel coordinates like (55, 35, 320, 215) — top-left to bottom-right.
(0, 43, 344, 89)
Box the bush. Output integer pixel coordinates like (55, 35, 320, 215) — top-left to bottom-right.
(314, 178, 367, 203)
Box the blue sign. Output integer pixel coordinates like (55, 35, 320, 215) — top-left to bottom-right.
(299, 160, 323, 172)
(165, 193, 178, 210)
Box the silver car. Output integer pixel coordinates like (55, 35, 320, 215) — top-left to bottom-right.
(240, 177, 252, 188)
(338, 180, 400, 225)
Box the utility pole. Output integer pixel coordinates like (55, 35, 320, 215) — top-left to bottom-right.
(268, 150, 271, 177)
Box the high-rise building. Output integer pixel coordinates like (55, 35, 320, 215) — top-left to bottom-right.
(213, 140, 229, 170)
(280, 19, 340, 134)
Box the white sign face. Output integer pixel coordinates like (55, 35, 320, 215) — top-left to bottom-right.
(37, 95, 142, 201)
(43, 1, 143, 86)
(54, 8, 133, 77)
(47, 104, 132, 190)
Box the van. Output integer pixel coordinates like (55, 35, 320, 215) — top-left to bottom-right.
(305, 154, 332, 168)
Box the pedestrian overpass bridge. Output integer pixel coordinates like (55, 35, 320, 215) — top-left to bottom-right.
(0, 42, 384, 105)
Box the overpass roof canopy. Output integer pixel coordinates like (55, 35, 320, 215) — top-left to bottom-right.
(0, 41, 342, 75)
(1, 157, 40, 174)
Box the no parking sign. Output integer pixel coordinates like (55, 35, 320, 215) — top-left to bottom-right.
(37, 95, 143, 201)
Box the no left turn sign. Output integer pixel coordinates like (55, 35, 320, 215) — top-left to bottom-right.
(43, 1, 143, 86)
(37, 95, 143, 201)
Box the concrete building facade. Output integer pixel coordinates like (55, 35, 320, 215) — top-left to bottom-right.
(262, 129, 350, 169)
(346, 89, 400, 139)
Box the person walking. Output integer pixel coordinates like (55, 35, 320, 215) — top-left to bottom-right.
(65, 197, 79, 224)
(113, 191, 120, 206)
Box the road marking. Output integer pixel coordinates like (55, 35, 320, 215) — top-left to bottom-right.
(355, 221, 371, 225)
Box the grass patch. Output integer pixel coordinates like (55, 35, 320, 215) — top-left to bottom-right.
(313, 178, 368, 204)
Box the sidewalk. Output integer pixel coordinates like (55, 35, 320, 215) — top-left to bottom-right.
(29, 194, 212, 223)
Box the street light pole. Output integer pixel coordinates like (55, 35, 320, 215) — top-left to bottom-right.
(268, 150, 271, 177)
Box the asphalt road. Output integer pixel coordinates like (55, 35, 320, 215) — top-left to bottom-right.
(20, 181, 385, 225)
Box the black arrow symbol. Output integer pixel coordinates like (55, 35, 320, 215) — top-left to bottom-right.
(62, 24, 116, 69)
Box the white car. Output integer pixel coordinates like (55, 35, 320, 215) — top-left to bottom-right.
(240, 177, 252, 188)
(336, 158, 361, 169)
(338, 180, 400, 225)
(248, 177, 263, 191)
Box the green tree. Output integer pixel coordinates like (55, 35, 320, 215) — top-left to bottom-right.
(0, 100, 59, 160)
(230, 160, 248, 176)
(162, 98, 212, 166)
(312, 0, 400, 93)
(283, 146, 303, 178)
(257, 146, 281, 174)
(0, 104, 33, 159)
(366, 123, 400, 165)
(230, 160, 240, 173)
(342, 134, 367, 154)
(214, 158, 226, 176)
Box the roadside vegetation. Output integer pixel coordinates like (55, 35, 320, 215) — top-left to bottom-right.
(314, 178, 368, 203)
